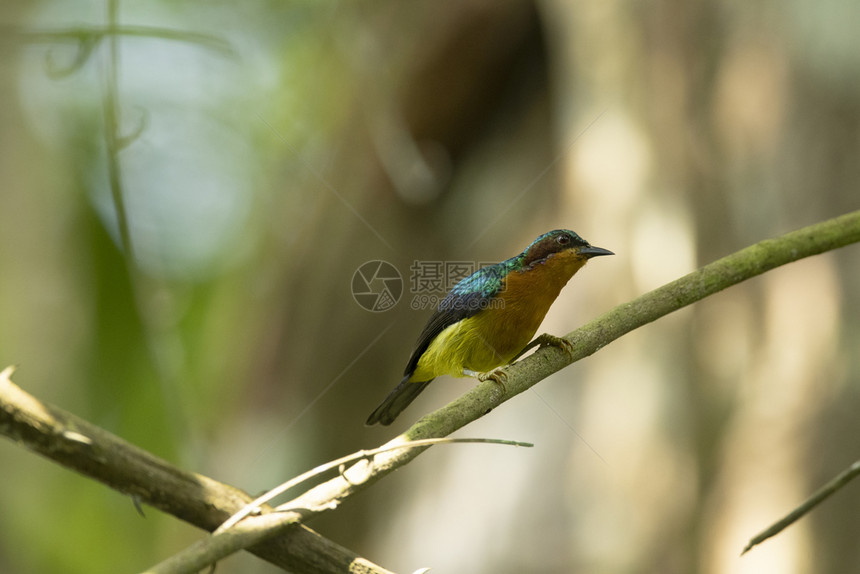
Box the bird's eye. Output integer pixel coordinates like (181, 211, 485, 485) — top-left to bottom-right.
(557, 235, 570, 245)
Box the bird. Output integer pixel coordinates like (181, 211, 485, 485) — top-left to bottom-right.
(365, 229, 613, 426)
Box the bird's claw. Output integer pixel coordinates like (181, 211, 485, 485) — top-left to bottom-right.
(465, 368, 508, 394)
(479, 368, 508, 394)
(535, 333, 574, 358)
(478, 368, 507, 384)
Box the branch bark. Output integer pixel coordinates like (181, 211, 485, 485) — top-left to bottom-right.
(0, 366, 392, 574)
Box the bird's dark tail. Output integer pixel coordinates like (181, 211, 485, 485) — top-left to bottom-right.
(365, 376, 434, 426)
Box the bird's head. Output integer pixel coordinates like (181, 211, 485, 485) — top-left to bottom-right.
(520, 229, 614, 270)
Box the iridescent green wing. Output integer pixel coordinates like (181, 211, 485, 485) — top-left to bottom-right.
(403, 258, 515, 376)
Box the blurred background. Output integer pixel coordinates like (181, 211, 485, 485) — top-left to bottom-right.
(1, 1, 859, 573)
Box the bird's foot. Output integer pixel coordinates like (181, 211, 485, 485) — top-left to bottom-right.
(464, 368, 508, 394)
(534, 333, 575, 358)
(509, 333, 575, 363)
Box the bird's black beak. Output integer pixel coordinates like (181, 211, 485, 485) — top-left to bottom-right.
(579, 245, 614, 258)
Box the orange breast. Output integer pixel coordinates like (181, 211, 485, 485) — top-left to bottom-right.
(410, 249, 589, 380)
(492, 251, 586, 348)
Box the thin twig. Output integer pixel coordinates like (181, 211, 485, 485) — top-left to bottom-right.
(742, 459, 860, 555)
(217, 437, 533, 533)
(5, 25, 235, 55)
(148, 438, 532, 574)
(102, 0, 134, 263)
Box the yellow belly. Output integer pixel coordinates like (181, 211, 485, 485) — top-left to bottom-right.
(409, 250, 587, 381)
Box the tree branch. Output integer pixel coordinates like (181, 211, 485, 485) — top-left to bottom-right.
(0, 366, 391, 574)
(192, 209, 860, 568)
(150, 438, 532, 574)
(1, 210, 858, 572)
(219, 438, 533, 533)
(742, 459, 860, 555)
(253, 209, 860, 543)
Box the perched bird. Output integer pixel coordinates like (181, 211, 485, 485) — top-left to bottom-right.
(366, 229, 613, 426)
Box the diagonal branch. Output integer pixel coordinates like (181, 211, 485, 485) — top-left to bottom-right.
(159, 209, 860, 570)
(0, 367, 390, 574)
(151, 438, 532, 574)
(742, 458, 860, 554)
(0, 210, 858, 573)
(218, 438, 533, 533)
(264, 208, 860, 522)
